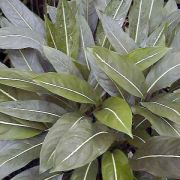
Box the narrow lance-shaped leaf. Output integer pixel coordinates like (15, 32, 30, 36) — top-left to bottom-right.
(0, 0, 44, 36)
(141, 99, 180, 124)
(0, 135, 44, 179)
(131, 136, 180, 179)
(43, 46, 82, 78)
(164, 0, 178, 17)
(129, 0, 151, 45)
(0, 100, 66, 123)
(102, 150, 134, 180)
(146, 52, 180, 94)
(98, 12, 137, 54)
(0, 26, 45, 53)
(55, 0, 79, 58)
(88, 47, 147, 98)
(71, 160, 98, 180)
(94, 97, 133, 137)
(40, 113, 85, 172)
(125, 47, 169, 71)
(134, 106, 180, 138)
(52, 119, 114, 172)
(47, 5, 57, 23)
(34, 72, 101, 104)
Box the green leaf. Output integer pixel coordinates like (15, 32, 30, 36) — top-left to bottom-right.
(0, 135, 44, 179)
(0, 0, 44, 36)
(131, 136, 180, 179)
(0, 100, 66, 122)
(164, 0, 178, 16)
(141, 99, 180, 124)
(88, 47, 147, 98)
(34, 72, 101, 104)
(43, 46, 82, 78)
(129, 0, 151, 45)
(125, 47, 169, 71)
(0, 26, 45, 52)
(55, 0, 79, 58)
(94, 97, 132, 137)
(157, 92, 180, 103)
(77, 14, 94, 70)
(102, 150, 134, 180)
(52, 119, 114, 172)
(146, 52, 180, 94)
(134, 106, 180, 138)
(47, 5, 57, 23)
(40, 113, 84, 172)
(8, 49, 44, 72)
(98, 12, 137, 54)
(71, 160, 98, 180)
(0, 69, 45, 93)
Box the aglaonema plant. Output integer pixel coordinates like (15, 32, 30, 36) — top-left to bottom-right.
(0, 0, 179, 179)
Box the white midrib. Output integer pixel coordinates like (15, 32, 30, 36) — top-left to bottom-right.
(0, 35, 41, 46)
(38, 80, 95, 103)
(135, 0, 143, 43)
(0, 88, 17, 101)
(59, 131, 109, 165)
(0, 143, 42, 168)
(80, 26, 90, 70)
(133, 135, 146, 143)
(136, 154, 180, 160)
(153, 26, 165, 46)
(104, 107, 131, 135)
(83, 162, 92, 180)
(147, 63, 180, 93)
(7, 0, 32, 30)
(1, 107, 61, 117)
(135, 52, 160, 65)
(47, 23, 57, 49)
(149, 102, 180, 116)
(102, 0, 124, 48)
(111, 154, 118, 180)
(160, 117, 180, 136)
(62, 1, 70, 56)
(47, 116, 84, 162)
(19, 50, 33, 71)
(0, 121, 34, 128)
(149, 0, 155, 19)
(95, 53, 143, 97)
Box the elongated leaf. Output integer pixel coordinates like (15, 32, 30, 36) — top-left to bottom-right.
(141, 99, 180, 123)
(0, 0, 44, 36)
(77, 14, 94, 70)
(134, 106, 180, 138)
(56, 0, 79, 58)
(102, 150, 134, 180)
(164, 0, 178, 16)
(88, 47, 147, 98)
(125, 47, 169, 71)
(34, 73, 100, 104)
(8, 49, 44, 72)
(40, 113, 84, 172)
(43, 46, 82, 78)
(98, 12, 137, 54)
(71, 160, 98, 180)
(0, 100, 66, 122)
(86, 50, 120, 97)
(144, 23, 166, 47)
(0, 69, 44, 93)
(146, 52, 180, 94)
(0, 135, 44, 179)
(52, 119, 114, 172)
(131, 136, 180, 179)
(129, 0, 151, 45)
(158, 92, 180, 103)
(0, 26, 45, 52)
(94, 97, 132, 137)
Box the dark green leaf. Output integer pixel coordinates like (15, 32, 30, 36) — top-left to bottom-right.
(71, 160, 98, 180)
(88, 47, 147, 98)
(94, 97, 132, 137)
(102, 150, 134, 180)
(34, 72, 101, 104)
(131, 136, 180, 179)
